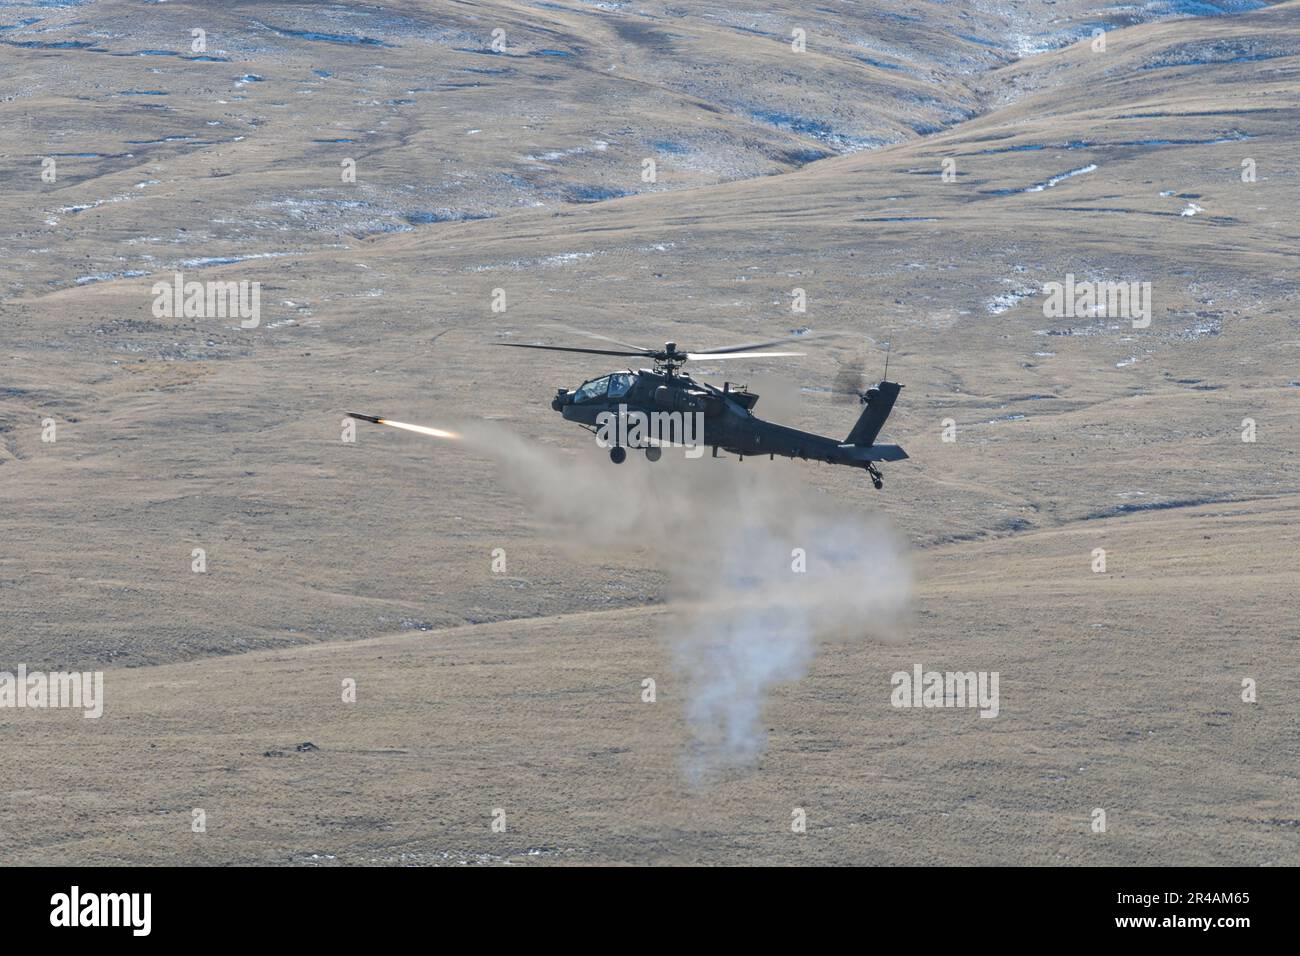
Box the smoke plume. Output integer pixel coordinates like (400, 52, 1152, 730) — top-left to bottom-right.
(458, 421, 911, 783)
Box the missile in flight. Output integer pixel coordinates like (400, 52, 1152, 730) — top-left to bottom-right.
(346, 412, 459, 440)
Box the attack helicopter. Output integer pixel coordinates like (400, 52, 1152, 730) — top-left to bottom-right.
(491, 325, 908, 488)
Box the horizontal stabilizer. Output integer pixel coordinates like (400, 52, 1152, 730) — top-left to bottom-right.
(837, 442, 908, 462)
(861, 443, 908, 462)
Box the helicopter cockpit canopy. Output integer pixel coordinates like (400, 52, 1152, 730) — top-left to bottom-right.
(573, 372, 635, 403)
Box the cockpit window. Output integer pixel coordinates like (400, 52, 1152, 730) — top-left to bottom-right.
(573, 375, 610, 403)
(574, 372, 634, 403)
(607, 372, 634, 399)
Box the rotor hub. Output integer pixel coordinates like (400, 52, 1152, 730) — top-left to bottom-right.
(654, 342, 687, 375)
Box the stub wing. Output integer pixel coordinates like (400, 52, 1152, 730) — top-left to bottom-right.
(836, 443, 908, 462)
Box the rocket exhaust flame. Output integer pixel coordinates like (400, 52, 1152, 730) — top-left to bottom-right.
(377, 420, 459, 440)
(347, 412, 459, 440)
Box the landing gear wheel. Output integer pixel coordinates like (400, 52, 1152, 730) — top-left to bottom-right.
(872, 477, 883, 490)
(866, 463, 883, 490)
(645, 445, 662, 462)
(609, 446, 627, 464)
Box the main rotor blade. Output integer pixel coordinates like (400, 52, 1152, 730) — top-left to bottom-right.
(691, 330, 836, 355)
(538, 323, 652, 353)
(685, 350, 804, 361)
(690, 338, 796, 355)
(495, 343, 648, 357)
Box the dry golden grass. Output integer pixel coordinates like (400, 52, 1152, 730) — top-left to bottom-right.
(1, 0, 1297, 864)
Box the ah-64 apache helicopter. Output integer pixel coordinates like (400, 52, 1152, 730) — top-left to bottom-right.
(349, 325, 906, 488)
(491, 325, 908, 489)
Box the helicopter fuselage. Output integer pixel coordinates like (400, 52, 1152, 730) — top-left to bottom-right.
(552, 368, 907, 473)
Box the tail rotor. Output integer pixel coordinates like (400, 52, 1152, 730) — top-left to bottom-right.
(833, 336, 896, 405)
(832, 358, 870, 406)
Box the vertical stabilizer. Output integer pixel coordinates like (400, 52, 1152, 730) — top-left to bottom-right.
(845, 381, 902, 446)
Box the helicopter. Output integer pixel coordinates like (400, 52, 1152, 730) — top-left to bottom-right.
(489, 325, 908, 489)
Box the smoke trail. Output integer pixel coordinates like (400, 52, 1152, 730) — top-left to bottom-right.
(667, 489, 909, 783)
(455, 421, 911, 782)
